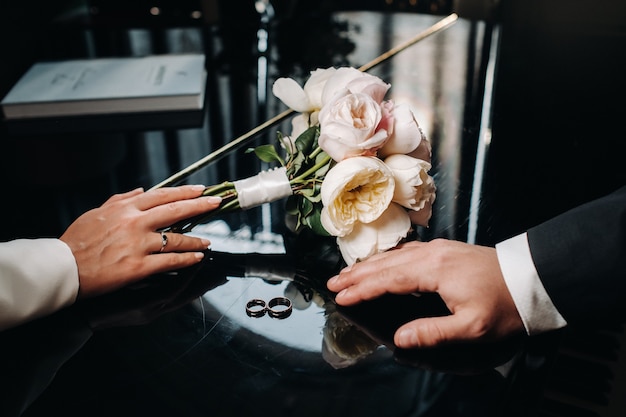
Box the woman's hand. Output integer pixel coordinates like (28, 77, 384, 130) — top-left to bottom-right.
(60, 185, 221, 298)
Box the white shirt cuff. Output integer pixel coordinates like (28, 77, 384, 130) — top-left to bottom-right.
(495, 232, 567, 335)
(0, 238, 79, 331)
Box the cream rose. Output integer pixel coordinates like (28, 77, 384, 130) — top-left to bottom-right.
(384, 154, 436, 226)
(272, 67, 337, 113)
(303, 68, 337, 109)
(337, 203, 411, 265)
(378, 102, 427, 158)
(320, 156, 395, 237)
(321, 67, 390, 105)
(318, 92, 389, 161)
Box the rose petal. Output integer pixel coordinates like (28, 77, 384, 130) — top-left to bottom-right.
(378, 104, 426, 158)
(303, 67, 337, 110)
(337, 203, 411, 265)
(272, 77, 311, 112)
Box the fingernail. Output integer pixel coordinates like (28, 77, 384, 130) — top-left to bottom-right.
(201, 238, 211, 248)
(327, 276, 338, 286)
(206, 196, 222, 204)
(397, 328, 416, 347)
(336, 288, 349, 300)
(194, 252, 205, 260)
(191, 184, 206, 191)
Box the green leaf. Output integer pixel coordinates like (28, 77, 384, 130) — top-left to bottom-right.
(299, 187, 316, 198)
(289, 151, 306, 177)
(253, 144, 283, 164)
(315, 164, 330, 178)
(304, 209, 330, 236)
(295, 126, 319, 154)
(300, 197, 314, 217)
(315, 152, 331, 177)
(306, 184, 323, 203)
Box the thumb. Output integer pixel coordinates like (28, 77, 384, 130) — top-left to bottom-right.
(394, 315, 473, 348)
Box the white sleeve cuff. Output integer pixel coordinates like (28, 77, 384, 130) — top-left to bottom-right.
(0, 238, 79, 331)
(495, 232, 567, 335)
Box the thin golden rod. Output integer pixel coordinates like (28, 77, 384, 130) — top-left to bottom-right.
(150, 12, 458, 190)
(150, 108, 294, 189)
(358, 12, 458, 73)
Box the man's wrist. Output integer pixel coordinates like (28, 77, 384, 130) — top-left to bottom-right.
(495, 232, 567, 335)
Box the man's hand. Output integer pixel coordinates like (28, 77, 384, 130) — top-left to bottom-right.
(327, 239, 525, 348)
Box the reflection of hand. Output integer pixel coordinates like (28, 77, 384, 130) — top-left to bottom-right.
(60, 185, 222, 298)
(334, 292, 523, 375)
(327, 239, 525, 348)
(80, 257, 229, 330)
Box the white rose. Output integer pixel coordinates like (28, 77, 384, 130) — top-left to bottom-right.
(272, 67, 336, 113)
(318, 92, 389, 161)
(320, 156, 395, 237)
(337, 203, 411, 265)
(384, 154, 436, 227)
(378, 103, 427, 158)
(303, 68, 336, 109)
(288, 113, 311, 140)
(321, 67, 390, 106)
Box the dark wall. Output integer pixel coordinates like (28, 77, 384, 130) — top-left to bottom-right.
(3, 1, 625, 243)
(0, 1, 98, 240)
(478, 0, 626, 244)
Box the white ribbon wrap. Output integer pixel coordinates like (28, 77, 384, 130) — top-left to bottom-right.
(233, 166, 293, 209)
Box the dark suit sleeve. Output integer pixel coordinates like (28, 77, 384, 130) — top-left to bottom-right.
(527, 186, 626, 323)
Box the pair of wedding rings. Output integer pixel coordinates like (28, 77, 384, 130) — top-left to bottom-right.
(246, 297, 292, 319)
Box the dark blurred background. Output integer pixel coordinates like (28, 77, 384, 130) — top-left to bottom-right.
(0, 0, 625, 246)
(479, 0, 626, 244)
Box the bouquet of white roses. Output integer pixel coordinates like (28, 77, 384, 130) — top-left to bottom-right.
(170, 66, 436, 265)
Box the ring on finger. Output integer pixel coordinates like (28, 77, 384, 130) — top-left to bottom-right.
(159, 231, 168, 253)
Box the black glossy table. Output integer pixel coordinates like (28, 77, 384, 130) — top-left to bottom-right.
(3, 3, 626, 417)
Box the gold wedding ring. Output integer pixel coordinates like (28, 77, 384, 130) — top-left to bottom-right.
(159, 231, 168, 253)
(245, 299, 267, 317)
(245, 297, 293, 319)
(267, 297, 292, 319)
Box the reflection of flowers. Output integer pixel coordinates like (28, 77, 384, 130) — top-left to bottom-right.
(321, 302, 380, 369)
(170, 66, 436, 266)
(286, 277, 379, 369)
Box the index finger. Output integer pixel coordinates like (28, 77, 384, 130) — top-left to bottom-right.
(133, 185, 208, 211)
(329, 241, 437, 305)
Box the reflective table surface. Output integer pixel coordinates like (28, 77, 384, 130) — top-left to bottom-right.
(2, 2, 626, 416)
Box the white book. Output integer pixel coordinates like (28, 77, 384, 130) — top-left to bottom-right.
(1, 54, 206, 119)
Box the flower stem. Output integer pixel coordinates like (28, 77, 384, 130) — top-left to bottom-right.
(169, 186, 240, 233)
(292, 153, 331, 184)
(202, 181, 235, 197)
(309, 146, 323, 159)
